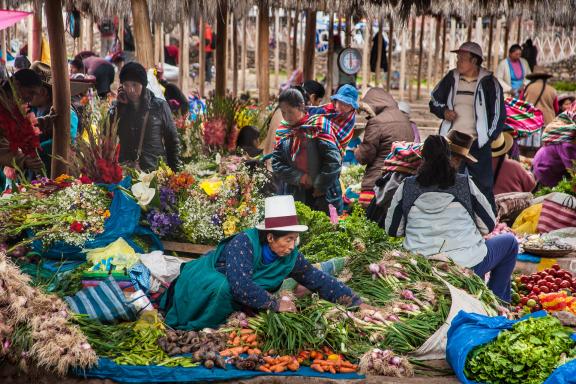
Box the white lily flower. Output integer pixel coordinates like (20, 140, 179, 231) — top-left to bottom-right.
(137, 170, 157, 186)
(131, 182, 156, 206)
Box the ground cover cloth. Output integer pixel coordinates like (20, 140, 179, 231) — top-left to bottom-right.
(76, 358, 365, 382)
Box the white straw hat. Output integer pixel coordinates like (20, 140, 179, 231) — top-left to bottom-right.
(255, 195, 309, 232)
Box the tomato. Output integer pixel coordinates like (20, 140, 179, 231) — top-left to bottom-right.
(531, 286, 541, 294)
(520, 276, 530, 283)
(555, 278, 562, 285)
(540, 286, 550, 293)
(561, 281, 572, 289)
(552, 284, 559, 291)
(526, 284, 534, 291)
(537, 279, 547, 286)
(521, 297, 529, 305)
(545, 276, 555, 283)
(552, 264, 561, 271)
(539, 271, 548, 277)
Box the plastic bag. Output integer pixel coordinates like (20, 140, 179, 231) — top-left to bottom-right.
(512, 203, 543, 234)
(446, 310, 547, 384)
(86, 237, 139, 272)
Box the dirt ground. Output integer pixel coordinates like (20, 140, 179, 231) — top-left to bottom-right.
(0, 362, 459, 384)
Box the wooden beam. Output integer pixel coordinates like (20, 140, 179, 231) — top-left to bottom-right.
(432, 15, 441, 86)
(386, 16, 394, 91)
(130, 0, 154, 68)
(154, 22, 161, 65)
(159, 23, 165, 67)
(198, 17, 205, 98)
(286, 9, 292, 75)
(302, 9, 316, 81)
(408, 17, 416, 101)
(274, 9, 280, 89)
(119, 17, 125, 51)
(345, 13, 351, 47)
(215, 0, 228, 98)
(361, 15, 371, 92)
(162, 241, 215, 255)
(448, 17, 456, 69)
(1, 0, 6, 62)
(440, 17, 447, 76)
(492, 17, 503, 73)
(299, 9, 305, 69)
(179, 16, 190, 96)
(87, 13, 94, 52)
(487, 16, 494, 70)
(467, 16, 473, 41)
(326, 11, 334, 94)
(255, 12, 259, 89)
(257, 0, 270, 105)
(475, 17, 482, 46)
(426, 17, 435, 93)
(375, 15, 384, 87)
(399, 28, 407, 101)
(45, 0, 71, 178)
(232, 15, 239, 98)
(516, 15, 522, 43)
(29, 2, 41, 61)
(241, 17, 247, 92)
(291, 2, 299, 71)
(416, 16, 425, 99)
(503, 19, 510, 58)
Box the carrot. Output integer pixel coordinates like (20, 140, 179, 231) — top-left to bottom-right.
(279, 356, 292, 363)
(310, 364, 324, 373)
(328, 366, 336, 374)
(232, 336, 241, 346)
(246, 334, 257, 343)
(287, 362, 299, 371)
(263, 356, 275, 365)
(313, 359, 335, 365)
(250, 341, 258, 346)
(340, 361, 357, 369)
(323, 346, 334, 355)
(269, 364, 286, 372)
(241, 346, 249, 353)
(338, 367, 357, 373)
(257, 366, 271, 373)
(229, 331, 237, 339)
(219, 347, 244, 357)
(240, 329, 254, 335)
(251, 348, 262, 355)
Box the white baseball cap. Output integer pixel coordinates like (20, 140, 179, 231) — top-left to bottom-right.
(451, 41, 483, 58)
(255, 195, 309, 232)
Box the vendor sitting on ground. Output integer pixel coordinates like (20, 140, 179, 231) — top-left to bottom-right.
(386, 133, 518, 302)
(272, 89, 343, 214)
(162, 195, 372, 330)
(491, 131, 536, 195)
(533, 100, 576, 187)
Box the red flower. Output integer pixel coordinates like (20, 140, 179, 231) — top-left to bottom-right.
(95, 158, 123, 184)
(70, 221, 85, 233)
(0, 102, 40, 157)
(79, 175, 93, 184)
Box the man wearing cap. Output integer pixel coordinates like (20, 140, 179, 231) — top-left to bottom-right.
(163, 195, 374, 330)
(111, 62, 181, 172)
(491, 131, 536, 195)
(430, 41, 506, 210)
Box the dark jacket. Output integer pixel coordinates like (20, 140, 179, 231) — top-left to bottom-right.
(429, 68, 505, 149)
(355, 88, 414, 192)
(370, 34, 388, 73)
(272, 137, 343, 214)
(111, 89, 181, 172)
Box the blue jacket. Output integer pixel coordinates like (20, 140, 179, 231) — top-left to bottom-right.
(272, 136, 343, 214)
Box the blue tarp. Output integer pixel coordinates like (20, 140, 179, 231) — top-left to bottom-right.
(76, 358, 364, 383)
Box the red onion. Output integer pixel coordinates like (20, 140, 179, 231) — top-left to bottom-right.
(389, 356, 402, 366)
(368, 263, 380, 274)
(400, 290, 415, 300)
(386, 314, 400, 322)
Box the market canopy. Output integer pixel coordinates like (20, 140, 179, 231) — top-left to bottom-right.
(0, 9, 31, 31)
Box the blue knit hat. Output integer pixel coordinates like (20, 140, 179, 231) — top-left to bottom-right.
(330, 84, 359, 109)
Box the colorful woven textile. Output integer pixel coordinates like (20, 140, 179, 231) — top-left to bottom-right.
(382, 141, 423, 174)
(275, 113, 338, 160)
(542, 101, 576, 144)
(308, 104, 356, 154)
(504, 97, 544, 138)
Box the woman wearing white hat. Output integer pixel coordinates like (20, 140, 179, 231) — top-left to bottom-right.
(163, 195, 369, 330)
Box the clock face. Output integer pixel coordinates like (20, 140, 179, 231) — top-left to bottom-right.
(338, 48, 362, 75)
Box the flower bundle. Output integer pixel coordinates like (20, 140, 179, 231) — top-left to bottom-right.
(202, 97, 242, 152)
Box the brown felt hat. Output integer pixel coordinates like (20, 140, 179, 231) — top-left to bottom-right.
(446, 130, 478, 163)
(30, 61, 93, 97)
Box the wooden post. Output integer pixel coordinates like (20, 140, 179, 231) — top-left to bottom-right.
(286, 9, 292, 75)
(78, 15, 84, 52)
(159, 23, 165, 67)
(503, 19, 510, 57)
(475, 17, 482, 46)
(232, 15, 239, 98)
(408, 17, 416, 101)
(516, 15, 522, 43)
(154, 22, 161, 65)
(215, 0, 228, 98)
(29, 2, 42, 61)
(361, 16, 371, 92)
(416, 16, 425, 99)
(374, 15, 384, 87)
(440, 17, 447, 73)
(87, 13, 94, 52)
(387, 16, 394, 91)
(302, 9, 316, 81)
(399, 28, 407, 101)
(345, 14, 351, 47)
(130, 0, 154, 68)
(257, 0, 270, 105)
(426, 17, 435, 93)
(448, 17, 456, 69)
(45, 0, 71, 178)
(291, 2, 299, 71)
(467, 16, 473, 41)
(255, 12, 259, 88)
(492, 17, 502, 73)
(487, 16, 494, 71)
(198, 17, 205, 98)
(326, 11, 334, 94)
(241, 17, 247, 92)
(119, 17, 125, 51)
(432, 15, 441, 86)
(1, 0, 6, 62)
(299, 10, 305, 69)
(179, 16, 189, 96)
(274, 9, 280, 89)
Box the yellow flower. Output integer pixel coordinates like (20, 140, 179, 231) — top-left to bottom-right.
(103, 210, 111, 219)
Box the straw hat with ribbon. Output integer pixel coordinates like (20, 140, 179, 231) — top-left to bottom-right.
(491, 131, 514, 157)
(255, 195, 308, 232)
(446, 130, 478, 163)
(30, 61, 93, 97)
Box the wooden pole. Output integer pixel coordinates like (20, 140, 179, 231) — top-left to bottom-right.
(516, 15, 522, 43)
(130, 0, 154, 68)
(179, 16, 190, 96)
(426, 17, 435, 93)
(467, 16, 473, 41)
(78, 15, 84, 52)
(374, 15, 384, 87)
(416, 16, 425, 99)
(159, 23, 165, 67)
(215, 0, 228, 98)
(286, 9, 292, 75)
(198, 17, 205, 98)
(408, 17, 416, 101)
(119, 17, 125, 51)
(274, 9, 280, 89)
(487, 16, 494, 71)
(255, 12, 259, 88)
(399, 28, 407, 101)
(503, 19, 510, 57)
(87, 13, 94, 52)
(448, 17, 456, 69)
(45, 0, 71, 178)
(227, 12, 233, 76)
(299, 10, 305, 69)
(154, 22, 161, 65)
(29, 2, 41, 61)
(1, 0, 6, 62)
(440, 17, 447, 73)
(475, 17, 482, 46)
(492, 17, 502, 73)
(302, 9, 316, 81)
(361, 15, 371, 92)
(432, 15, 441, 86)
(292, 2, 299, 71)
(241, 17, 247, 92)
(326, 11, 334, 94)
(345, 13, 351, 47)
(387, 16, 394, 91)
(257, 0, 270, 105)
(232, 15, 239, 98)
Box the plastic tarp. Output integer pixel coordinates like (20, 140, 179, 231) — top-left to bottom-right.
(446, 310, 576, 384)
(76, 358, 364, 383)
(0, 10, 31, 31)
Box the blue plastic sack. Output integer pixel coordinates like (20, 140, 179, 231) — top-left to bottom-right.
(447, 310, 554, 384)
(33, 177, 163, 261)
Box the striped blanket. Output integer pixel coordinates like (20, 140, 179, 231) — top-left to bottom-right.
(542, 100, 576, 144)
(504, 97, 544, 138)
(308, 104, 356, 154)
(382, 141, 423, 174)
(275, 113, 338, 161)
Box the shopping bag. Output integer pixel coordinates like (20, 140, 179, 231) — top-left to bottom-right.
(512, 203, 543, 234)
(537, 193, 576, 233)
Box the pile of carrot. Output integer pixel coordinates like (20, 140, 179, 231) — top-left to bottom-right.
(220, 329, 261, 357)
(297, 348, 358, 374)
(257, 355, 300, 373)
